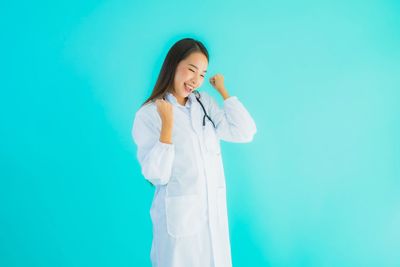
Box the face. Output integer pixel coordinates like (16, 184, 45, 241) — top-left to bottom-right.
(172, 52, 208, 101)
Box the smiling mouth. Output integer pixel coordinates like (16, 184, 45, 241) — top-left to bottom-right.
(184, 83, 194, 93)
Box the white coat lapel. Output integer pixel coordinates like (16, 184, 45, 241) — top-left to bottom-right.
(189, 93, 203, 136)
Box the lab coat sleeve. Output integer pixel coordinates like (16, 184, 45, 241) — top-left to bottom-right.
(131, 110, 175, 185)
(203, 91, 257, 142)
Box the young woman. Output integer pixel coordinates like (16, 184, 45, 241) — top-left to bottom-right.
(132, 38, 257, 267)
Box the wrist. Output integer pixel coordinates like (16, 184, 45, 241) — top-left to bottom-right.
(160, 123, 173, 144)
(221, 90, 230, 100)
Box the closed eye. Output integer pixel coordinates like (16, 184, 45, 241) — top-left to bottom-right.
(189, 68, 205, 78)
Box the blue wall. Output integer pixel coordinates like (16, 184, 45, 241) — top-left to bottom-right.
(1, 0, 399, 266)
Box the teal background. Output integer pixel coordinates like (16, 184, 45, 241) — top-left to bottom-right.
(1, 0, 399, 266)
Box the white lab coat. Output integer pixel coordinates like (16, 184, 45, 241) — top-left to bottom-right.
(132, 91, 256, 267)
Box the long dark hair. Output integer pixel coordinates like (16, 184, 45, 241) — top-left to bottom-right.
(142, 38, 209, 106)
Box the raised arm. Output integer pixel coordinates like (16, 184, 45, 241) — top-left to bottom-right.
(204, 73, 257, 142)
(131, 102, 175, 185)
(203, 91, 257, 142)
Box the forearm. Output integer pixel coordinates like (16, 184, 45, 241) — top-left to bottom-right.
(219, 87, 230, 100)
(159, 120, 173, 144)
(219, 97, 257, 142)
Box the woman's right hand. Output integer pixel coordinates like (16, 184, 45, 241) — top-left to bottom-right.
(156, 99, 174, 144)
(155, 99, 173, 124)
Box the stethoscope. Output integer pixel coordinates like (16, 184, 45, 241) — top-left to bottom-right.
(193, 90, 216, 128)
(162, 90, 216, 128)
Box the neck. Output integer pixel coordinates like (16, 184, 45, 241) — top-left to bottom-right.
(173, 93, 187, 106)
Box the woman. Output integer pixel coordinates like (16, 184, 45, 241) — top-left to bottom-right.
(131, 38, 256, 267)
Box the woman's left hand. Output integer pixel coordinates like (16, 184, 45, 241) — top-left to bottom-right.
(209, 74, 230, 100)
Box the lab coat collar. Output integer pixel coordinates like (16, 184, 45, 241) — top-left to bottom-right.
(166, 92, 193, 108)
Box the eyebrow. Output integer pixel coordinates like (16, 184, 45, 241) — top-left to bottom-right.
(188, 63, 207, 73)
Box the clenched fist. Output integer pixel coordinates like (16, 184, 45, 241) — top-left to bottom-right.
(155, 99, 173, 124)
(155, 99, 173, 144)
(209, 73, 230, 100)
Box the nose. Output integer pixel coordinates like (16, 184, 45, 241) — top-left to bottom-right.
(190, 76, 199, 86)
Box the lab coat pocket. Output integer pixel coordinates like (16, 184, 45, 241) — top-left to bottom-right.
(165, 194, 201, 238)
(203, 124, 221, 155)
(217, 187, 228, 228)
